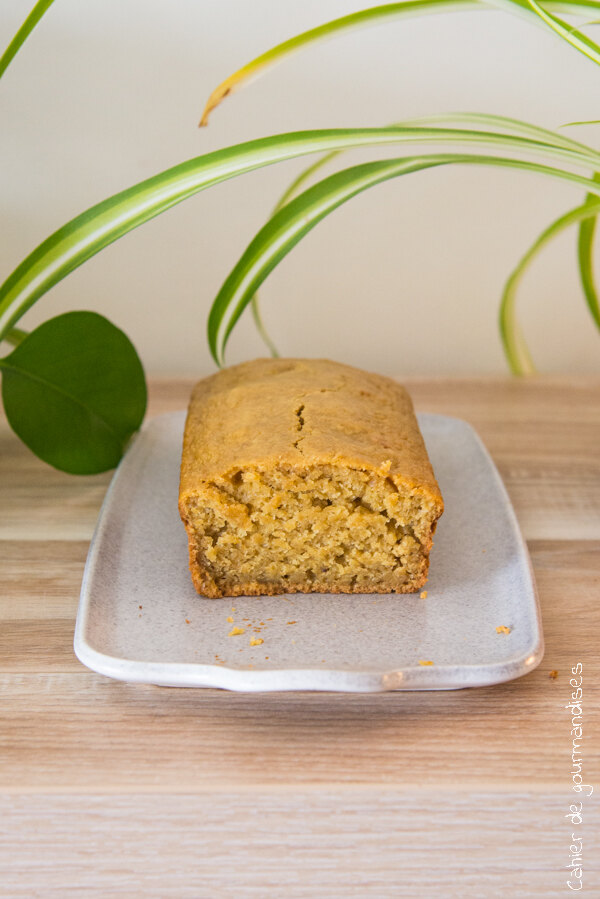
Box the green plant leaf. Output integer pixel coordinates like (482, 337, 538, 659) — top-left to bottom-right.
(577, 185, 600, 330)
(397, 111, 598, 154)
(255, 110, 600, 360)
(500, 198, 600, 374)
(516, 0, 600, 65)
(208, 158, 439, 364)
(3, 123, 599, 343)
(0, 0, 55, 80)
(0, 311, 146, 474)
(578, 214, 600, 327)
(564, 15, 600, 30)
(250, 150, 341, 356)
(0, 127, 443, 340)
(200, 0, 600, 123)
(207, 151, 600, 365)
(251, 111, 599, 358)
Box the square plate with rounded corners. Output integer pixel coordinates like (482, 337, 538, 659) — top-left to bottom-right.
(74, 411, 543, 692)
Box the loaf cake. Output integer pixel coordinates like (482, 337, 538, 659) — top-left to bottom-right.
(179, 358, 443, 597)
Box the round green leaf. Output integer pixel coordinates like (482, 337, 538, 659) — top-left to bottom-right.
(0, 311, 146, 474)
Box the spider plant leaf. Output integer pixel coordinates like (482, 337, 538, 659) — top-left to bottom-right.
(516, 0, 600, 65)
(0, 0, 55, 80)
(200, 0, 600, 123)
(577, 215, 600, 328)
(208, 152, 600, 365)
(500, 199, 600, 374)
(398, 111, 599, 155)
(249, 297, 280, 357)
(562, 118, 600, 125)
(577, 183, 600, 330)
(3, 124, 598, 343)
(199, 2, 459, 125)
(208, 157, 442, 364)
(0, 311, 146, 474)
(565, 15, 600, 29)
(248, 111, 600, 356)
(0, 127, 469, 341)
(250, 150, 341, 356)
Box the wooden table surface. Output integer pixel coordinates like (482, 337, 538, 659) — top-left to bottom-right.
(1, 376, 599, 898)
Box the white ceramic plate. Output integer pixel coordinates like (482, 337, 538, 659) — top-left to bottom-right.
(74, 411, 543, 692)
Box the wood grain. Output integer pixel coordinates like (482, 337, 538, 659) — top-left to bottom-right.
(1, 539, 598, 794)
(1, 377, 599, 897)
(0, 792, 570, 899)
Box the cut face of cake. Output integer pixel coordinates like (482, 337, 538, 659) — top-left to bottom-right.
(179, 358, 443, 597)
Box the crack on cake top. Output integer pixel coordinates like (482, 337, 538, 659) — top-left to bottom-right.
(293, 404, 305, 453)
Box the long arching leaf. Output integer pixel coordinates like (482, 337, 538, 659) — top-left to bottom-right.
(208, 152, 600, 365)
(397, 111, 599, 154)
(3, 123, 600, 342)
(517, 0, 600, 64)
(578, 215, 600, 326)
(0, 0, 55, 80)
(0, 126, 494, 340)
(500, 199, 600, 374)
(251, 150, 341, 355)
(576, 172, 600, 332)
(250, 112, 598, 362)
(200, 0, 600, 124)
(577, 202, 600, 330)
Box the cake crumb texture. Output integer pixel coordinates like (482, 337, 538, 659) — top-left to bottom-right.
(179, 358, 444, 597)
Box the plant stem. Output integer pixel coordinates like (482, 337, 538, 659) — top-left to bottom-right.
(250, 299, 279, 357)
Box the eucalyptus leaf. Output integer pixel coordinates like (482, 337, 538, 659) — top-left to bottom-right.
(0, 311, 146, 474)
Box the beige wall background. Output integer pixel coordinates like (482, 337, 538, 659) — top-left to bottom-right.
(1, 0, 599, 378)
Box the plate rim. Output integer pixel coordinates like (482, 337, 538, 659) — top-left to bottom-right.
(73, 411, 544, 693)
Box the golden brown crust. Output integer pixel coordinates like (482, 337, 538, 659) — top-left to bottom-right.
(179, 358, 443, 597)
(186, 579, 429, 599)
(180, 358, 442, 499)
